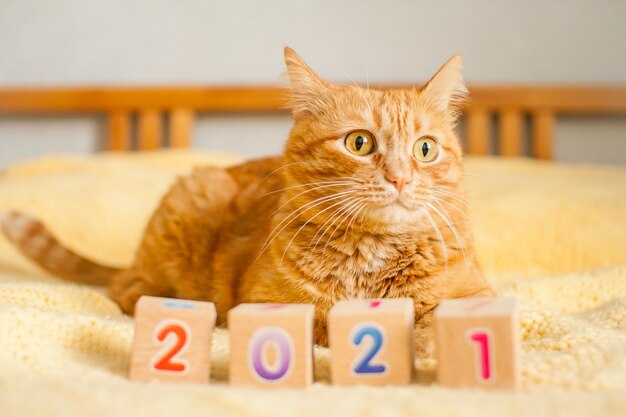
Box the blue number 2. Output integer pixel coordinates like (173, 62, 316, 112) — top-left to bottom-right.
(351, 324, 387, 374)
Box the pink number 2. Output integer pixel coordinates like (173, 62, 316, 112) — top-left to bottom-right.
(466, 328, 494, 382)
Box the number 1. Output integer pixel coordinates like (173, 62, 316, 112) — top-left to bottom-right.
(466, 328, 494, 382)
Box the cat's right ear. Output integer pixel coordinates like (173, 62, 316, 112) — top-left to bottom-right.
(284, 47, 332, 120)
(420, 54, 468, 116)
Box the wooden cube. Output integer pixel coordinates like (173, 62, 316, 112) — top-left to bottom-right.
(328, 298, 414, 386)
(129, 296, 216, 384)
(434, 297, 520, 390)
(228, 303, 315, 388)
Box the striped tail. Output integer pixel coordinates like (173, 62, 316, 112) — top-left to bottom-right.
(0, 211, 120, 286)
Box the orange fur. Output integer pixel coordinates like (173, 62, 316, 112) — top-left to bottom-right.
(1, 48, 493, 356)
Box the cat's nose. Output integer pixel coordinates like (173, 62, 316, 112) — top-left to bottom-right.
(385, 174, 410, 193)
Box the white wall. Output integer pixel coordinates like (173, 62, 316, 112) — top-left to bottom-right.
(1, 0, 625, 166)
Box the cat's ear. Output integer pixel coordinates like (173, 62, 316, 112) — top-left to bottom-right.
(284, 47, 332, 120)
(420, 55, 468, 114)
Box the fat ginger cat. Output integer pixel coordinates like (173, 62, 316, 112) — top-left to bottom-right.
(1, 48, 493, 357)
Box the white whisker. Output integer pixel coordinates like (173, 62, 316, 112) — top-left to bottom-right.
(431, 188, 469, 204)
(343, 201, 368, 242)
(427, 202, 469, 273)
(255, 161, 307, 186)
(262, 180, 354, 197)
(255, 190, 358, 263)
(322, 197, 367, 254)
(307, 197, 365, 277)
(265, 190, 357, 249)
(462, 171, 486, 177)
(422, 207, 448, 268)
(431, 188, 476, 217)
(280, 196, 361, 266)
(271, 182, 361, 217)
(303, 196, 363, 269)
(431, 196, 472, 223)
(305, 204, 345, 255)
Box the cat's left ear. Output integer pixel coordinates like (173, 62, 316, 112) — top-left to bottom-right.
(284, 47, 332, 120)
(420, 55, 468, 114)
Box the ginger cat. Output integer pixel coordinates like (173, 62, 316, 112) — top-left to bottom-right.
(1, 48, 493, 357)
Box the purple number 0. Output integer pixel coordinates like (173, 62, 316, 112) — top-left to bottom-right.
(248, 327, 293, 381)
(351, 324, 387, 374)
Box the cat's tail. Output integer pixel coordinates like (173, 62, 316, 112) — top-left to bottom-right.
(0, 211, 121, 285)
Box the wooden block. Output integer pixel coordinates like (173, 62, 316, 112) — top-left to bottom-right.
(328, 298, 414, 386)
(228, 303, 315, 388)
(129, 296, 216, 384)
(434, 297, 520, 390)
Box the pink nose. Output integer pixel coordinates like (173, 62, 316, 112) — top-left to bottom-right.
(385, 175, 410, 193)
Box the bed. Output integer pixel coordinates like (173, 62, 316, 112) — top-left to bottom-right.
(0, 86, 625, 416)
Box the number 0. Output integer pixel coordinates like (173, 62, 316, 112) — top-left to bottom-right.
(248, 327, 294, 382)
(150, 319, 191, 373)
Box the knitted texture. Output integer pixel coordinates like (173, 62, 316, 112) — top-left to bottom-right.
(0, 151, 625, 416)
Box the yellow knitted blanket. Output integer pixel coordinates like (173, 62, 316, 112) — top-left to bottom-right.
(0, 151, 625, 416)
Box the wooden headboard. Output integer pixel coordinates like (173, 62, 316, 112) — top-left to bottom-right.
(1, 86, 625, 160)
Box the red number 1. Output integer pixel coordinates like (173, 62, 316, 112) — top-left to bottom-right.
(466, 328, 494, 382)
(150, 319, 191, 373)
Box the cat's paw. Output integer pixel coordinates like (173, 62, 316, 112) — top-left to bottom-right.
(414, 331, 435, 359)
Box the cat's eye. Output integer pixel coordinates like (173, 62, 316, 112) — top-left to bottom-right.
(413, 136, 439, 162)
(345, 131, 376, 156)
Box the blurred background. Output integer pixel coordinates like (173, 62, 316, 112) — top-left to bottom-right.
(1, 0, 625, 167)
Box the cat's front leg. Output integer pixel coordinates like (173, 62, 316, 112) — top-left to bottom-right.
(413, 307, 436, 358)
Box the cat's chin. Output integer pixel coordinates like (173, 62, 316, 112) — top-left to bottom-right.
(365, 201, 425, 226)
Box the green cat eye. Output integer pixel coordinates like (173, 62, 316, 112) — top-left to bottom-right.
(345, 131, 375, 156)
(413, 136, 439, 162)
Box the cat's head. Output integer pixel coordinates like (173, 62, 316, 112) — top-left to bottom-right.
(282, 47, 467, 226)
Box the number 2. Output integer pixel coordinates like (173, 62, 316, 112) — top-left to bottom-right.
(466, 328, 494, 382)
(150, 319, 191, 373)
(350, 323, 387, 375)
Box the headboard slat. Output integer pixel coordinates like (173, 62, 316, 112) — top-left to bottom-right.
(106, 111, 131, 151)
(169, 108, 193, 148)
(499, 109, 523, 156)
(137, 110, 162, 150)
(531, 110, 554, 160)
(466, 108, 491, 155)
